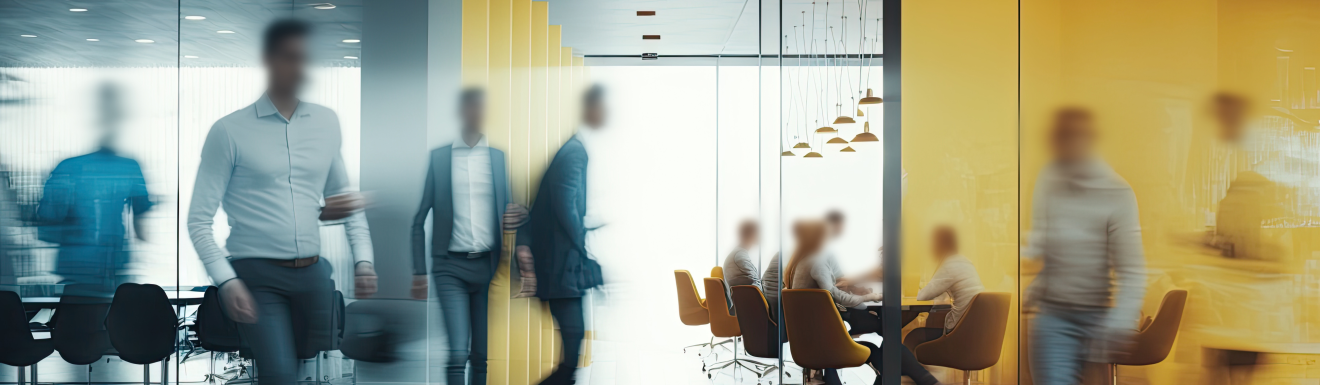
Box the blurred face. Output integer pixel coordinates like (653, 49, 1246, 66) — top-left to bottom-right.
(1214, 93, 1247, 142)
(583, 102, 606, 129)
(264, 35, 308, 96)
(462, 98, 485, 133)
(739, 223, 759, 247)
(826, 219, 844, 239)
(1050, 111, 1095, 163)
(931, 228, 957, 260)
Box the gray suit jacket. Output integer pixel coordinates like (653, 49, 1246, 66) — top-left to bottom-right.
(411, 145, 510, 275)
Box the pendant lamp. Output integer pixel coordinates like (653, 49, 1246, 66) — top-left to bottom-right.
(832, 103, 856, 124)
(816, 126, 837, 133)
(859, 88, 883, 105)
(840, 146, 856, 152)
(827, 137, 849, 144)
(793, 142, 811, 148)
(781, 150, 796, 156)
(857, 108, 864, 117)
(852, 121, 879, 142)
(804, 151, 823, 158)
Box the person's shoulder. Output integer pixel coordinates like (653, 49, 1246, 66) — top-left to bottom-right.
(215, 103, 259, 127)
(300, 102, 337, 117)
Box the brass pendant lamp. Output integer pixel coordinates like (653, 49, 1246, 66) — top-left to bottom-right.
(859, 88, 882, 105)
(852, 121, 879, 142)
(827, 136, 849, 144)
(840, 146, 856, 152)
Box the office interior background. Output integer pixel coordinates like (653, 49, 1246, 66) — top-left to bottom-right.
(0, 0, 1317, 384)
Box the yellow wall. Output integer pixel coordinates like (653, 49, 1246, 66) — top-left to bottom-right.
(461, 0, 584, 383)
(901, 0, 1020, 383)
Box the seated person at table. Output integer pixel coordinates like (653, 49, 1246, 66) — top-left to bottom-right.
(903, 225, 985, 351)
(785, 220, 942, 385)
(723, 219, 761, 289)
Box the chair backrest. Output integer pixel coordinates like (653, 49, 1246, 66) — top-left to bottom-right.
(674, 270, 709, 326)
(1117, 289, 1188, 366)
(781, 289, 870, 370)
(730, 285, 779, 359)
(703, 278, 741, 338)
(0, 291, 54, 367)
(105, 283, 176, 364)
(297, 290, 346, 359)
(914, 292, 1011, 370)
(710, 266, 724, 279)
(52, 295, 113, 365)
(196, 286, 241, 353)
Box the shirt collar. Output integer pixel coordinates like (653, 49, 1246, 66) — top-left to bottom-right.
(255, 93, 304, 121)
(452, 135, 489, 149)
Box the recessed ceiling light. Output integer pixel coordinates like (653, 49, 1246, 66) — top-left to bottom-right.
(135, 39, 154, 43)
(70, 8, 88, 12)
(86, 38, 99, 41)
(20, 35, 36, 38)
(184, 55, 199, 59)
(344, 56, 358, 59)
(217, 30, 235, 34)
(184, 15, 206, 20)
(637, 11, 656, 16)
(342, 39, 360, 43)
(313, 3, 336, 10)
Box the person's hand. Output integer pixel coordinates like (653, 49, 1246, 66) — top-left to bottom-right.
(354, 262, 378, 298)
(863, 292, 884, 302)
(220, 279, 258, 324)
(516, 245, 535, 275)
(504, 203, 529, 230)
(321, 192, 366, 221)
(411, 275, 429, 300)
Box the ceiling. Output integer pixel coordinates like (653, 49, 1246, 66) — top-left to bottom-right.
(0, 0, 363, 67)
(0, 0, 879, 67)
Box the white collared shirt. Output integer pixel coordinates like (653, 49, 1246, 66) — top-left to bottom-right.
(188, 94, 374, 285)
(449, 136, 497, 252)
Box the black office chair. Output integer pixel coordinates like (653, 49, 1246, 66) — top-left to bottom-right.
(0, 291, 55, 385)
(51, 294, 115, 384)
(105, 283, 177, 385)
(341, 298, 427, 363)
(196, 285, 252, 384)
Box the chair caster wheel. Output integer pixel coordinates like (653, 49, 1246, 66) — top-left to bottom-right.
(708, 373, 712, 379)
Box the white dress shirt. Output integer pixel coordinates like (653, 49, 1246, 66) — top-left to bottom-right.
(188, 95, 374, 285)
(449, 136, 497, 253)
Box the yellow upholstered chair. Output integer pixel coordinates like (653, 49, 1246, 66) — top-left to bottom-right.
(710, 266, 724, 279)
(781, 289, 871, 374)
(1108, 290, 1188, 385)
(674, 270, 708, 326)
(703, 277, 771, 379)
(913, 292, 1011, 385)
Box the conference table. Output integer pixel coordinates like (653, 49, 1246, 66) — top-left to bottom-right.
(861, 298, 952, 328)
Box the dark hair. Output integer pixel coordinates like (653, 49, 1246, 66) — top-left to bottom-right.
(460, 87, 485, 108)
(583, 84, 604, 108)
(263, 19, 312, 56)
(824, 209, 845, 226)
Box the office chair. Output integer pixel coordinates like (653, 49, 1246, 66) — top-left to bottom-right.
(730, 285, 794, 384)
(703, 278, 774, 380)
(710, 266, 724, 279)
(1106, 290, 1188, 385)
(781, 289, 872, 381)
(105, 283, 177, 385)
(296, 290, 346, 385)
(912, 292, 1011, 385)
(196, 286, 252, 384)
(51, 295, 114, 384)
(0, 291, 55, 385)
(674, 270, 731, 361)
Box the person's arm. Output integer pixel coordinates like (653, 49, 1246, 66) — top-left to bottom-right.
(411, 158, 435, 276)
(129, 160, 152, 241)
(36, 162, 72, 224)
(552, 147, 588, 251)
(1022, 174, 1050, 262)
(915, 263, 956, 301)
(326, 146, 375, 269)
(187, 122, 238, 285)
(812, 259, 871, 308)
(736, 251, 761, 286)
(1106, 190, 1147, 331)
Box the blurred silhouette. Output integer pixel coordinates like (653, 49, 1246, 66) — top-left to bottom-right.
(186, 19, 376, 385)
(36, 82, 152, 297)
(721, 219, 760, 299)
(408, 88, 528, 385)
(1024, 107, 1146, 384)
(903, 225, 984, 351)
(1212, 92, 1249, 143)
(518, 84, 608, 385)
(0, 71, 22, 290)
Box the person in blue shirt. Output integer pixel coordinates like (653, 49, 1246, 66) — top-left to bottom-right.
(37, 82, 151, 297)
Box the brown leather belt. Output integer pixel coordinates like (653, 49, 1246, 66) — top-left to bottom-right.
(272, 255, 320, 268)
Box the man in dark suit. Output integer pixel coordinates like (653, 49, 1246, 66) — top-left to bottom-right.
(518, 85, 607, 385)
(410, 88, 528, 385)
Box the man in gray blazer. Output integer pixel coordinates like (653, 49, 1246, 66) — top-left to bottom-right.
(410, 88, 528, 385)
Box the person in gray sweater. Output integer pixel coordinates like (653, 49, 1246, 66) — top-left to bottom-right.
(723, 219, 762, 289)
(1025, 108, 1147, 385)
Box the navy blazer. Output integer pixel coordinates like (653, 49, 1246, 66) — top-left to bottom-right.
(411, 145, 510, 276)
(518, 137, 602, 299)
